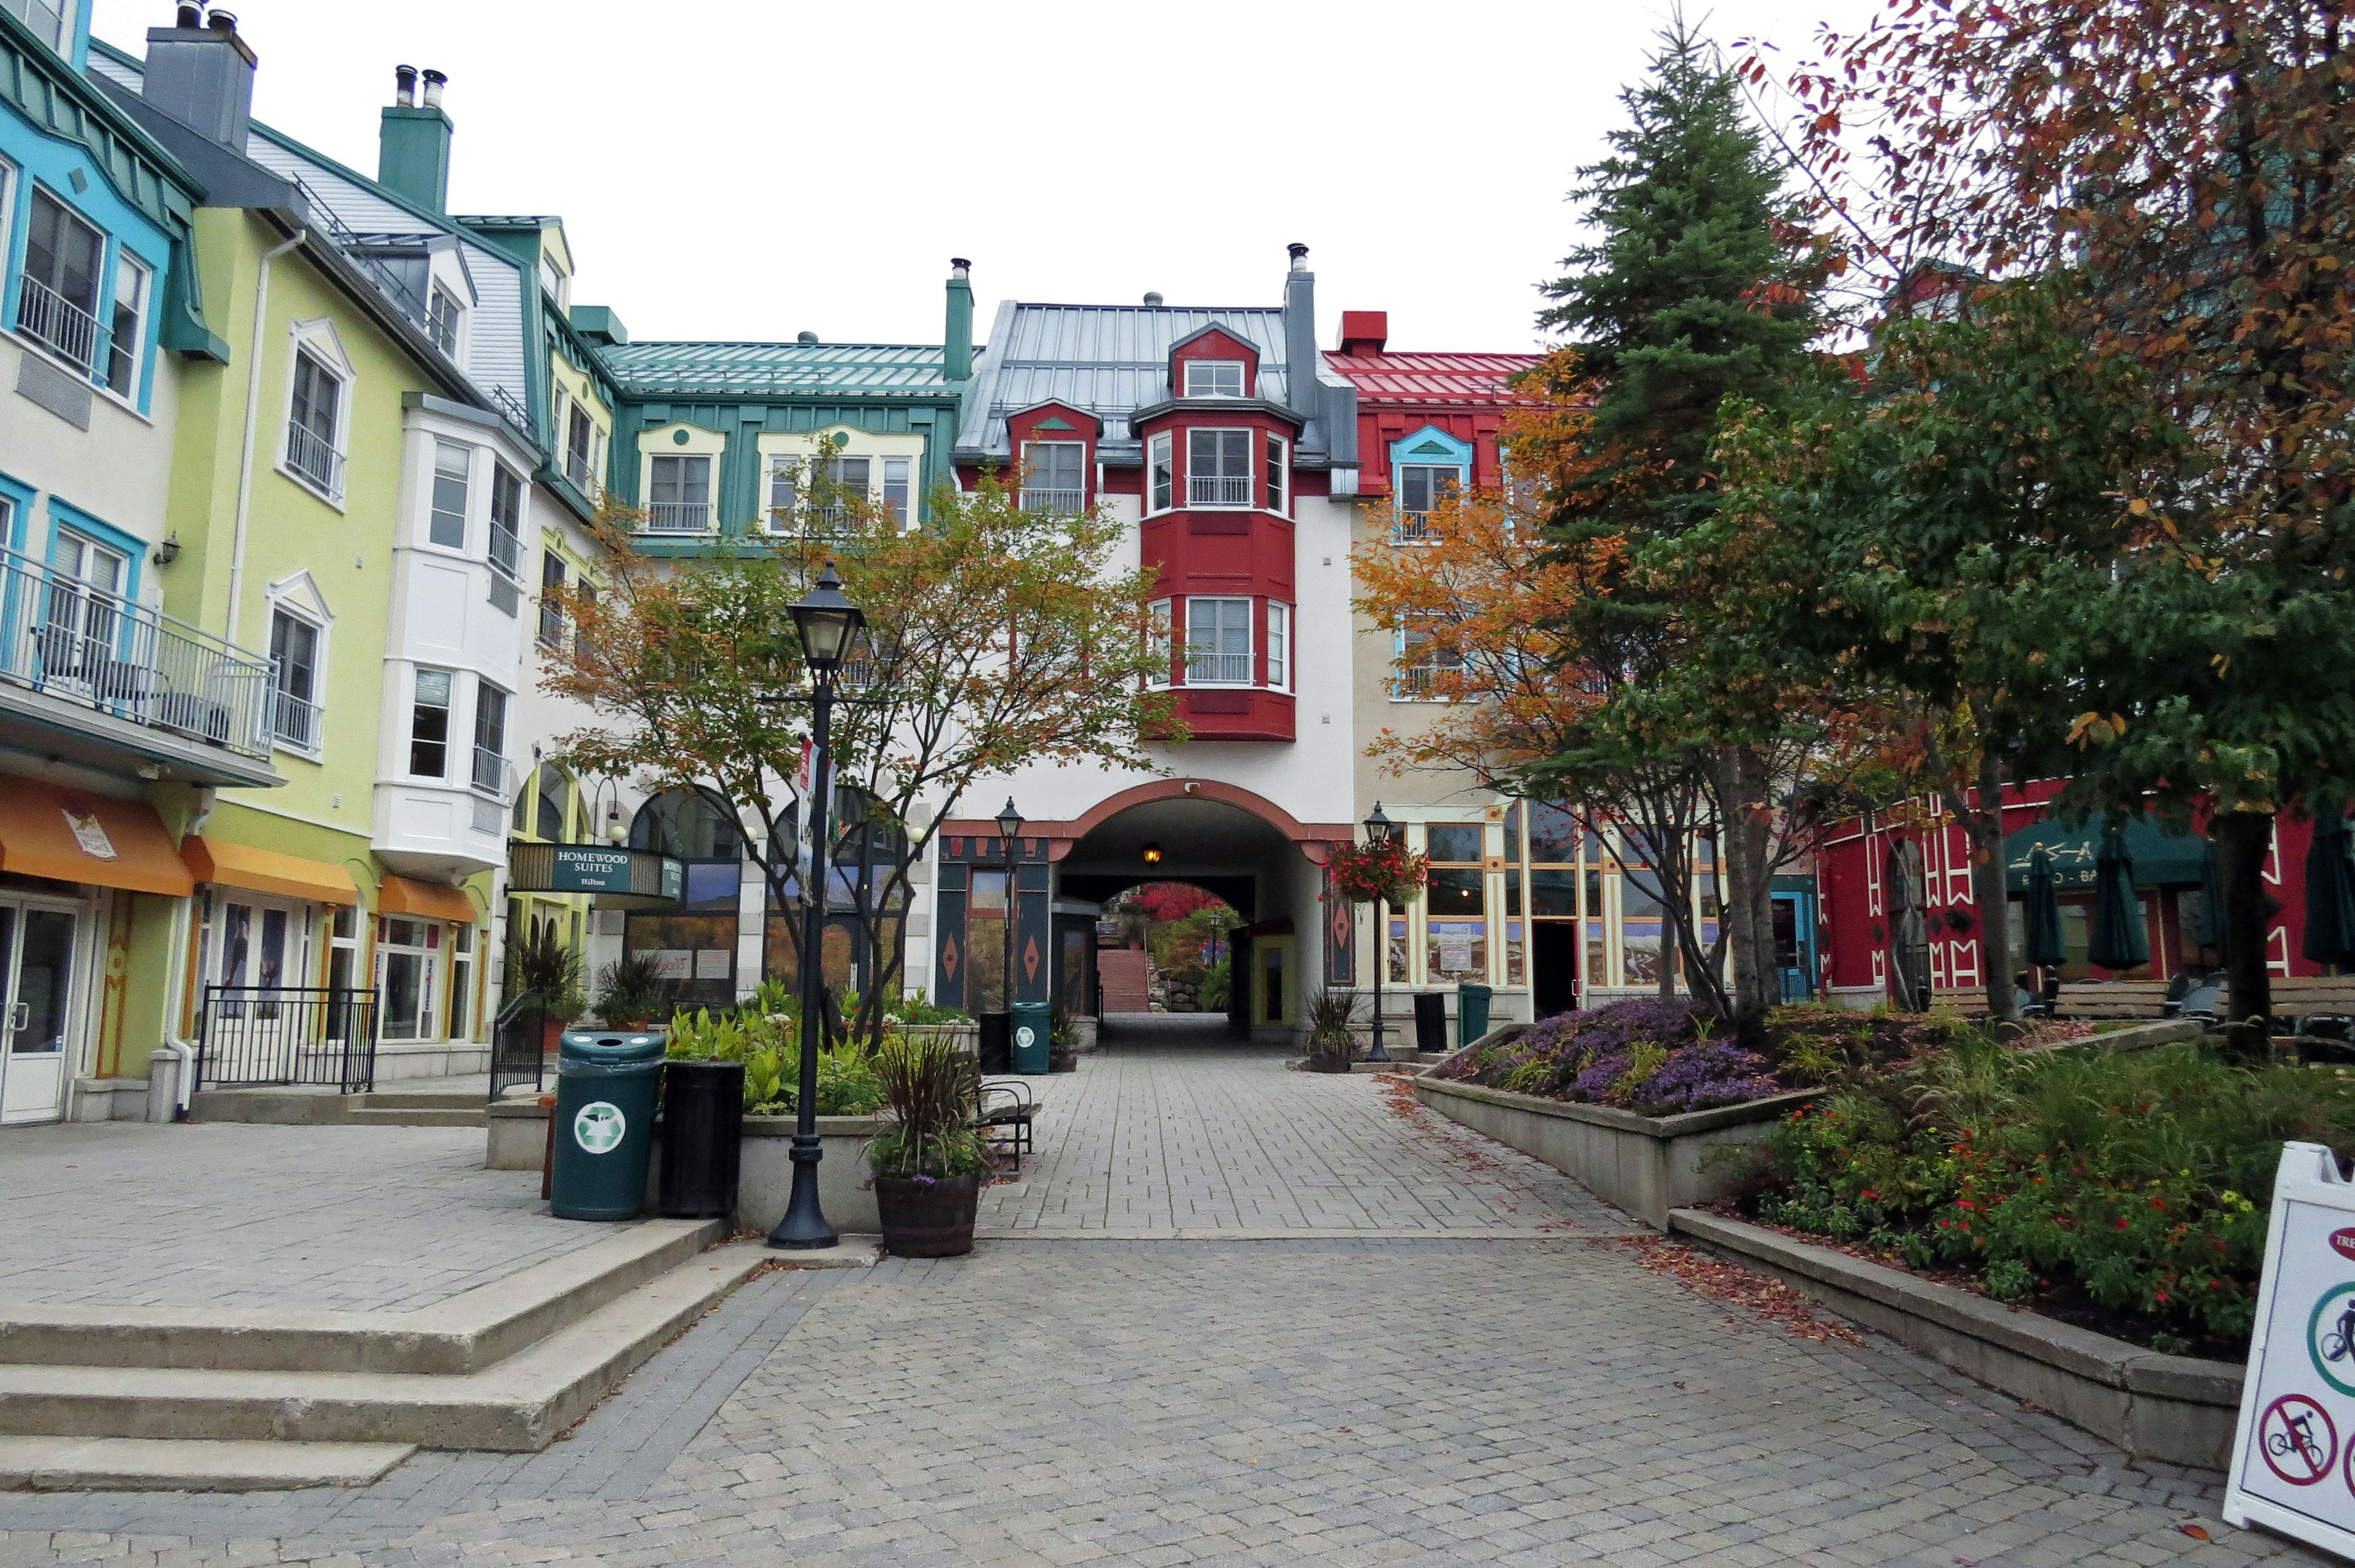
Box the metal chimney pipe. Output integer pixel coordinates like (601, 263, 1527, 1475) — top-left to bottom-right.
(204, 7, 235, 32)
(394, 64, 416, 107)
(175, 2, 202, 28)
(419, 68, 446, 109)
(1288, 242, 1309, 272)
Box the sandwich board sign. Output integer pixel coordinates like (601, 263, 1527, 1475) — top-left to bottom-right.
(2225, 1141, 2355, 1558)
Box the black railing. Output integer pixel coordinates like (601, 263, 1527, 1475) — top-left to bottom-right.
(490, 995, 548, 1103)
(195, 985, 377, 1093)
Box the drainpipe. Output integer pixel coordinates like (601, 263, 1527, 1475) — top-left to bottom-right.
(156, 785, 216, 1120)
(226, 228, 308, 646)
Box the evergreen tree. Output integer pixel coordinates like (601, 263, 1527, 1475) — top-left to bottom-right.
(1528, 21, 1833, 1038)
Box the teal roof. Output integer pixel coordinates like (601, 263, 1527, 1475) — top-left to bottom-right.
(602, 340, 950, 398)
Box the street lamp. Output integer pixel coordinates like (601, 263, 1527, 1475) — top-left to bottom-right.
(768, 562, 865, 1252)
(994, 798, 1022, 1055)
(1365, 803, 1393, 1064)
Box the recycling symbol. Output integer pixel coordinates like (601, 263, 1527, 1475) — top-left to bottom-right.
(573, 1101, 626, 1155)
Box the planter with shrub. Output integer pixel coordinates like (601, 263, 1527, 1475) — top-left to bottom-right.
(1302, 988, 1361, 1073)
(867, 1031, 991, 1257)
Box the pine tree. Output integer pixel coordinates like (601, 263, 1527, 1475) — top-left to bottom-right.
(1530, 22, 1832, 1036)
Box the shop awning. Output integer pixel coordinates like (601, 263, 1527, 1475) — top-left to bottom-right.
(2003, 815, 2207, 892)
(0, 780, 193, 896)
(378, 874, 479, 924)
(182, 835, 359, 906)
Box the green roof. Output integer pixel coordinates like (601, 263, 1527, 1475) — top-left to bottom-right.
(602, 340, 950, 398)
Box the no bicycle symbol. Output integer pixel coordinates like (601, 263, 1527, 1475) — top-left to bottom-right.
(2259, 1394, 2338, 1487)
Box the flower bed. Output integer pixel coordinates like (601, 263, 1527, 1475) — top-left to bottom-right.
(1747, 1036, 2355, 1357)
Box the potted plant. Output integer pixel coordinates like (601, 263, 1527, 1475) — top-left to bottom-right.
(508, 924, 585, 1055)
(594, 952, 668, 1029)
(1303, 988, 1361, 1073)
(1048, 1008, 1079, 1073)
(866, 1031, 990, 1256)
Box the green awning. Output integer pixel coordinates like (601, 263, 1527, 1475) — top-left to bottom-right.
(2002, 816, 2206, 892)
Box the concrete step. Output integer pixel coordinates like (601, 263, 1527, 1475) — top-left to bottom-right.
(0, 1217, 726, 1374)
(0, 1435, 414, 1491)
(187, 1089, 350, 1125)
(356, 1092, 486, 1111)
(0, 1240, 779, 1452)
(345, 1106, 485, 1128)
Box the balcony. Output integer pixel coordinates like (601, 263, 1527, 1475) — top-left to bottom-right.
(16, 275, 102, 375)
(285, 421, 346, 499)
(565, 449, 598, 497)
(1187, 473, 1251, 508)
(1184, 649, 1253, 686)
(645, 501, 710, 532)
(274, 688, 321, 752)
(472, 743, 504, 795)
(1392, 512, 1439, 544)
(488, 518, 521, 581)
(0, 541, 277, 778)
(1020, 488, 1086, 516)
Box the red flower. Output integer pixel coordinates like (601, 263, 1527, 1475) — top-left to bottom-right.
(2154, 1291, 2170, 1304)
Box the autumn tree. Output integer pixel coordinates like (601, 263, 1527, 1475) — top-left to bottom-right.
(1534, 20, 1840, 1036)
(1766, 0, 2355, 1040)
(548, 476, 1173, 1048)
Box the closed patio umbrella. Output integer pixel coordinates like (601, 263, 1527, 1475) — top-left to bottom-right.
(2088, 824, 2150, 972)
(2023, 846, 2067, 969)
(2198, 836, 2227, 954)
(2303, 803, 2355, 972)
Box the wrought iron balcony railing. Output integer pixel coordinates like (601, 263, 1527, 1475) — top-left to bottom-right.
(16, 275, 102, 373)
(1187, 473, 1252, 508)
(0, 541, 275, 760)
(285, 421, 345, 497)
(1020, 488, 1086, 516)
(472, 743, 505, 795)
(274, 687, 321, 751)
(1184, 649, 1254, 685)
(645, 501, 710, 532)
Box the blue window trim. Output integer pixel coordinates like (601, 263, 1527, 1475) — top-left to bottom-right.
(0, 468, 36, 553)
(44, 495, 142, 602)
(1387, 424, 1474, 487)
(0, 152, 174, 416)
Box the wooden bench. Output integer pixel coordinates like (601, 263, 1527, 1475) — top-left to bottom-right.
(2054, 981, 2174, 1020)
(2271, 976, 2355, 1020)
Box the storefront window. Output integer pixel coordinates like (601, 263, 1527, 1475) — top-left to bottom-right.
(966, 868, 1008, 1011)
(377, 917, 440, 1041)
(627, 788, 744, 1010)
(1425, 825, 1487, 983)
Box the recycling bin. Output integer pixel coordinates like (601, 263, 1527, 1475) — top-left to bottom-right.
(657, 1058, 745, 1218)
(550, 1031, 665, 1221)
(1010, 1001, 1053, 1074)
(1412, 992, 1448, 1055)
(1457, 983, 1493, 1048)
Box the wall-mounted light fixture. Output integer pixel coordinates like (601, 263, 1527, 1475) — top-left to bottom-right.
(152, 534, 182, 567)
(1141, 843, 1163, 865)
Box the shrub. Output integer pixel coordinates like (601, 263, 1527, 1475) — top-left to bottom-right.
(866, 1033, 990, 1179)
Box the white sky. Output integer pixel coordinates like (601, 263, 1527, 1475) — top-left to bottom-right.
(92, 0, 1891, 354)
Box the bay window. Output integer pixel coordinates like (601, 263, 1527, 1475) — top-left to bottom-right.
(1145, 599, 1171, 688)
(428, 441, 469, 548)
(408, 669, 451, 778)
(472, 681, 508, 794)
(1148, 432, 1174, 513)
(1184, 597, 1252, 685)
(1263, 432, 1288, 513)
(1187, 429, 1251, 507)
(1266, 601, 1290, 690)
(489, 462, 523, 579)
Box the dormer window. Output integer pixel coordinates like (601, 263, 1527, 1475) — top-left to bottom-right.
(1184, 360, 1245, 398)
(1020, 441, 1086, 515)
(427, 285, 463, 358)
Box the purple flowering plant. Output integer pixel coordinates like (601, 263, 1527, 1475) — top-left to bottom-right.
(1443, 996, 1778, 1115)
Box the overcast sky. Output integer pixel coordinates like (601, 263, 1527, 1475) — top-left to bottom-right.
(93, 0, 1891, 354)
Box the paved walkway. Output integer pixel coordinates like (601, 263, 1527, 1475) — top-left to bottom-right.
(0, 1047, 2326, 1564)
(0, 1120, 584, 1312)
(980, 1047, 1636, 1236)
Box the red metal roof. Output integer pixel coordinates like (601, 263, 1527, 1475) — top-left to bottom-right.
(1323, 349, 1543, 405)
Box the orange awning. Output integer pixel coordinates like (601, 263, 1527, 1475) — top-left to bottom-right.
(182, 835, 359, 906)
(0, 781, 193, 897)
(378, 874, 478, 924)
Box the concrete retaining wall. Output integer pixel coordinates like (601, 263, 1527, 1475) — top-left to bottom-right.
(1413, 1075, 1810, 1228)
(1669, 1209, 2242, 1469)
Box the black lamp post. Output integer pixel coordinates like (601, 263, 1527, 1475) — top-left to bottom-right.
(768, 562, 863, 1251)
(1365, 803, 1393, 1064)
(995, 796, 1022, 1022)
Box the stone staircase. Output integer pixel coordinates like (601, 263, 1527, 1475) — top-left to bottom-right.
(0, 1219, 876, 1491)
(190, 1088, 500, 1128)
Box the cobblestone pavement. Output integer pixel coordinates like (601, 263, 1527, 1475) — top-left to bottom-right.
(0, 1120, 587, 1312)
(978, 1045, 1638, 1236)
(0, 1049, 2326, 1564)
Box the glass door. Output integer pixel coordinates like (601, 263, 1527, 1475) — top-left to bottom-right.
(0, 903, 74, 1124)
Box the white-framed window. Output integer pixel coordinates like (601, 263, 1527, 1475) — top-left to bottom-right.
(1393, 622, 1463, 701)
(883, 456, 913, 527)
(489, 462, 523, 579)
(427, 283, 463, 358)
(283, 343, 349, 502)
(104, 253, 149, 400)
(766, 454, 800, 533)
(40, 529, 126, 681)
(428, 440, 470, 549)
(1266, 600, 1290, 692)
(646, 453, 711, 531)
(2, 0, 68, 51)
(1145, 598, 1171, 688)
(565, 400, 601, 495)
(269, 607, 322, 753)
(1147, 432, 1174, 514)
(409, 668, 452, 778)
(471, 680, 508, 795)
(1263, 432, 1289, 514)
(1184, 596, 1252, 686)
(1396, 464, 1460, 543)
(448, 922, 476, 1041)
(376, 917, 442, 1042)
(538, 549, 567, 645)
(1020, 441, 1085, 515)
(327, 903, 359, 997)
(817, 455, 867, 530)
(1184, 359, 1245, 398)
(18, 186, 103, 373)
(550, 384, 569, 448)
(1187, 429, 1252, 508)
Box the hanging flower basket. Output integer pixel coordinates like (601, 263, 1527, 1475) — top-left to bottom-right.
(1328, 838, 1430, 906)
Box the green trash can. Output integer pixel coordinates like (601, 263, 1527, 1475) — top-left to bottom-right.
(1457, 983, 1493, 1049)
(550, 1031, 665, 1220)
(1009, 1001, 1053, 1074)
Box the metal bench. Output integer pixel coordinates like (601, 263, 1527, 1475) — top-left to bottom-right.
(975, 1077, 1038, 1161)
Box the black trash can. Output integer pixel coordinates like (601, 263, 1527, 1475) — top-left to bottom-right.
(658, 1058, 745, 1218)
(1412, 992, 1448, 1054)
(550, 1031, 665, 1221)
(1457, 983, 1493, 1048)
(978, 1011, 1012, 1074)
